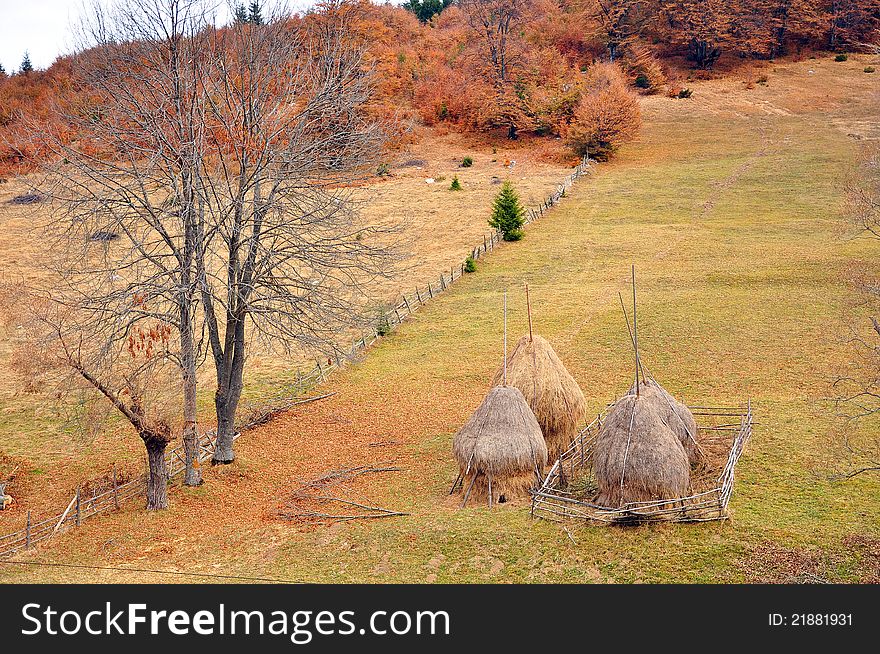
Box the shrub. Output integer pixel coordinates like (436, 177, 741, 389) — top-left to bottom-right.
(461, 156, 473, 167)
(835, 54, 848, 62)
(628, 46, 666, 94)
(376, 162, 391, 176)
(376, 310, 392, 337)
(865, 66, 876, 73)
(464, 256, 476, 273)
(678, 88, 693, 99)
(563, 63, 641, 161)
(489, 181, 525, 241)
(450, 175, 462, 190)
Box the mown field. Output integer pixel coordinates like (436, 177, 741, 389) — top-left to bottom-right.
(1, 55, 878, 583)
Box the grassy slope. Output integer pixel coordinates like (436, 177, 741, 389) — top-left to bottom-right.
(2, 57, 878, 583)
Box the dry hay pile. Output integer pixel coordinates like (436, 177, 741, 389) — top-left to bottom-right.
(452, 386, 548, 505)
(492, 335, 586, 461)
(627, 378, 703, 466)
(593, 390, 691, 508)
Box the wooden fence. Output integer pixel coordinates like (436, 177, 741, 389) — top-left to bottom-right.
(0, 156, 595, 558)
(530, 400, 753, 524)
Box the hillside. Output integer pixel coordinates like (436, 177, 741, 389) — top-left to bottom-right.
(1, 55, 878, 583)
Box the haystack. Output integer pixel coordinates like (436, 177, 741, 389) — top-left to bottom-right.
(593, 392, 690, 508)
(491, 335, 586, 462)
(628, 379, 702, 466)
(452, 386, 548, 506)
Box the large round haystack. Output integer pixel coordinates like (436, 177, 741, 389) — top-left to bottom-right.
(492, 335, 586, 462)
(452, 386, 548, 505)
(593, 393, 690, 508)
(628, 378, 702, 466)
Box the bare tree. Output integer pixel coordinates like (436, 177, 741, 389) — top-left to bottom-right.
(1, 293, 178, 509)
(831, 143, 880, 479)
(28, 0, 219, 487)
(197, 4, 396, 463)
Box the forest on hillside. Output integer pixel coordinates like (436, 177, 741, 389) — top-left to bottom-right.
(1, 0, 878, 177)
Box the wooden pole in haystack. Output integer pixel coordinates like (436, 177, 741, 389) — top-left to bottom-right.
(632, 265, 640, 397)
(503, 291, 508, 387)
(618, 292, 646, 387)
(526, 284, 533, 342)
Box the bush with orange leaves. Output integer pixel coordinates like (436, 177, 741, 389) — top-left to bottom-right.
(563, 62, 641, 161)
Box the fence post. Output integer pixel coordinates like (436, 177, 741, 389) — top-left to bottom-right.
(403, 296, 411, 313)
(316, 359, 324, 382)
(113, 464, 119, 510)
(394, 307, 402, 324)
(26, 510, 31, 548)
(75, 485, 81, 526)
(483, 235, 487, 252)
(439, 274, 446, 291)
(416, 287, 422, 303)
(428, 282, 433, 298)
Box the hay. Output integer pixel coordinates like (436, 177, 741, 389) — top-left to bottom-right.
(492, 335, 586, 461)
(629, 378, 702, 466)
(452, 386, 548, 504)
(593, 393, 690, 508)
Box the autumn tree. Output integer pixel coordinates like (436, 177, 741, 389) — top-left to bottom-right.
(460, 0, 534, 138)
(583, 0, 660, 61)
(823, 0, 880, 51)
(562, 62, 641, 159)
(661, 0, 732, 68)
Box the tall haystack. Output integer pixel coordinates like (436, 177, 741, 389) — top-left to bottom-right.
(492, 334, 586, 461)
(629, 378, 703, 466)
(593, 392, 690, 508)
(452, 386, 548, 506)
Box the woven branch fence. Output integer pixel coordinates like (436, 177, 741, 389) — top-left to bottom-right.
(0, 430, 224, 558)
(530, 400, 753, 524)
(0, 157, 594, 557)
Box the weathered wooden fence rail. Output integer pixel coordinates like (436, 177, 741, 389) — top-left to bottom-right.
(0, 157, 594, 558)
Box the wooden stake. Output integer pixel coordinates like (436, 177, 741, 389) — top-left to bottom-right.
(632, 265, 640, 396)
(488, 474, 493, 508)
(526, 284, 533, 342)
(25, 510, 31, 548)
(460, 474, 477, 508)
(503, 291, 508, 387)
(618, 292, 645, 386)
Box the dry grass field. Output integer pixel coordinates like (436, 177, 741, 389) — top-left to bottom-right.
(0, 55, 878, 583)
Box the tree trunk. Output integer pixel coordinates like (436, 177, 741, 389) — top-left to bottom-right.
(144, 435, 169, 510)
(211, 319, 245, 465)
(180, 306, 202, 485)
(212, 388, 238, 464)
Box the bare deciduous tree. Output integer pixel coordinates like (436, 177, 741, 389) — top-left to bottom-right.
(1, 292, 178, 509)
(831, 143, 880, 479)
(28, 0, 218, 486)
(198, 4, 396, 463)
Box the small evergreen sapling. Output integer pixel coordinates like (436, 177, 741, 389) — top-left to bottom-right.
(489, 181, 525, 241)
(450, 175, 462, 190)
